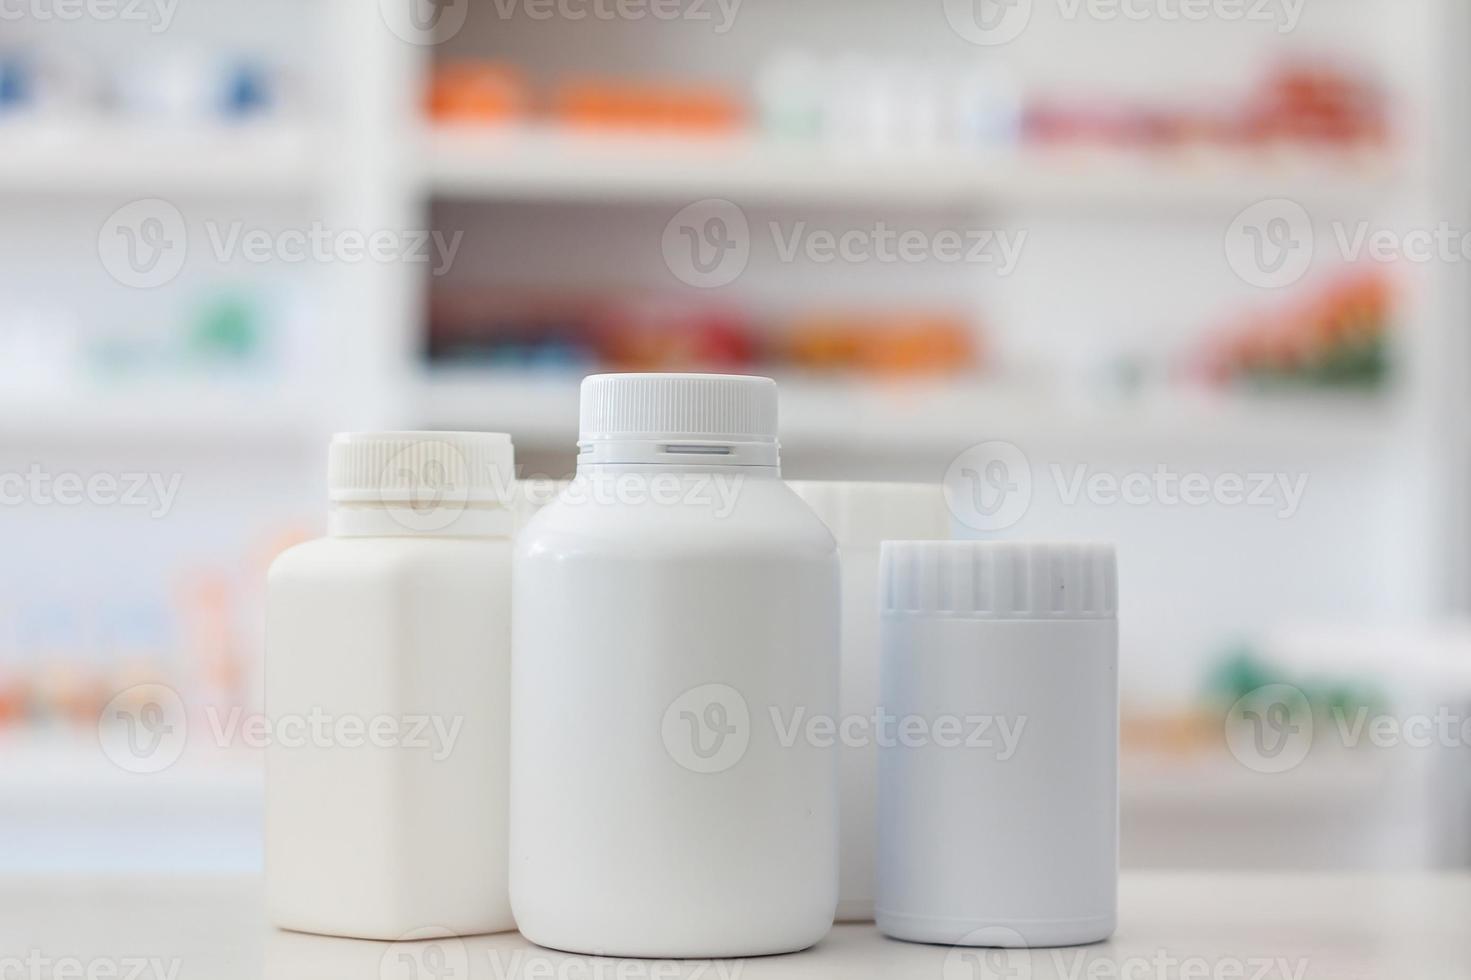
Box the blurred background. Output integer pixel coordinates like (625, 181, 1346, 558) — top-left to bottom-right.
(3, 0, 1470, 876)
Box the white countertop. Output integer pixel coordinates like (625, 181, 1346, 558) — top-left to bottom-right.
(2, 873, 1468, 979)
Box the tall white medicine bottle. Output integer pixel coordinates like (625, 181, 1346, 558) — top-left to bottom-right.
(266, 431, 517, 940)
(511, 374, 840, 958)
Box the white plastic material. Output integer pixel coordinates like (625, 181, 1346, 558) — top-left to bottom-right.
(577, 372, 780, 466)
(266, 432, 517, 940)
(328, 430, 512, 503)
(512, 374, 840, 958)
(512, 478, 570, 534)
(876, 540, 1118, 948)
(787, 481, 950, 923)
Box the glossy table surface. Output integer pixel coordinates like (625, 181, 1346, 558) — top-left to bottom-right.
(3, 872, 1468, 979)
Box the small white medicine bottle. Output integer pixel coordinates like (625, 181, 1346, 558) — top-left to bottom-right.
(877, 540, 1118, 948)
(265, 431, 517, 940)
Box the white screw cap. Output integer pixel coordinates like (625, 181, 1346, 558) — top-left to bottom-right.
(578, 373, 778, 445)
(328, 431, 514, 505)
(880, 540, 1117, 620)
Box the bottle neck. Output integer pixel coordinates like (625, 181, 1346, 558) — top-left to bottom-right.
(576, 437, 780, 469)
(327, 500, 513, 538)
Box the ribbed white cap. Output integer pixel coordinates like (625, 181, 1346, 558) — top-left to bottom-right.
(328, 431, 514, 505)
(579, 373, 778, 445)
(880, 541, 1117, 620)
(788, 481, 950, 550)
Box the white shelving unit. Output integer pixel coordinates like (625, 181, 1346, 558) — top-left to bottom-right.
(0, 386, 325, 445)
(0, 4, 1461, 607)
(0, 6, 1443, 464)
(416, 370, 1404, 455)
(4, 0, 1470, 871)
(0, 123, 320, 197)
(386, 0, 1471, 741)
(425, 124, 1401, 210)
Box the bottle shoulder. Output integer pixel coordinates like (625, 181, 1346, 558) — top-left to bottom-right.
(519, 472, 836, 562)
(268, 534, 512, 587)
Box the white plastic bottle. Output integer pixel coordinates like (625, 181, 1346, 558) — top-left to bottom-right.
(512, 373, 840, 958)
(786, 482, 950, 923)
(512, 477, 570, 534)
(266, 431, 517, 940)
(876, 540, 1118, 948)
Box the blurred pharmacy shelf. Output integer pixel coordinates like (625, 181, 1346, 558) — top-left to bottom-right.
(424, 125, 1400, 210)
(414, 371, 1402, 455)
(1122, 750, 1402, 815)
(1121, 748, 1436, 870)
(0, 387, 328, 447)
(2, 0, 1469, 877)
(21, 63, 1399, 211)
(13, 371, 1396, 452)
(0, 123, 320, 197)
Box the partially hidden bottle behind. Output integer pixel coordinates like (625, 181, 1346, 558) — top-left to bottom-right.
(511, 374, 840, 957)
(266, 431, 517, 940)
